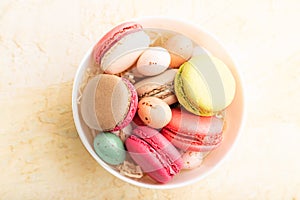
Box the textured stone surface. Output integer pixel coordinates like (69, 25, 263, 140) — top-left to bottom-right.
(1, 0, 300, 199)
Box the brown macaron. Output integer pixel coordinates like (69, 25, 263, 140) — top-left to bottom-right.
(80, 74, 138, 131)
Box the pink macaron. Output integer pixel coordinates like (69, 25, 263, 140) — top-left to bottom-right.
(125, 126, 183, 183)
(93, 22, 150, 74)
(80, 74, 138, 131)
(160, 108, 224, 152)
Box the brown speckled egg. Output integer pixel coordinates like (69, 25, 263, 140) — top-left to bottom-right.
(163, 35, 193, 68)
(137, 97, 172, 129)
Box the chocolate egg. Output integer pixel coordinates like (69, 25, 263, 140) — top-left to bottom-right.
(137, 97, 172, 129)
(136, 47, 170, 76)
(163, 35, 193, 68)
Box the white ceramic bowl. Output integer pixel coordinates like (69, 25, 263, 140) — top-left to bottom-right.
(72, 17, 245, 189)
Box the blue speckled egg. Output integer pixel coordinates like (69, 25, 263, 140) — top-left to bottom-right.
(93, 132, 126, 165)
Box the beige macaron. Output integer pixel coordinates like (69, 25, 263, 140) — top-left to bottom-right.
(80, 74, 137, 131)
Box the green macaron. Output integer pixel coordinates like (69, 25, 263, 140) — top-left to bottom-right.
(94, 132, 126, 165)
(174, 55, 236, 116)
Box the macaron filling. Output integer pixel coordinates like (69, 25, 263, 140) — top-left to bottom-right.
(138, 81, 174, 100)
(134, 69, 178, 105)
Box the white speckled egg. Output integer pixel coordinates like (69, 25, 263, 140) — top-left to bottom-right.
(181, 151, 204, 169)
(163, 35, 193, 68)
(136, 47, 170, 76)
(137, 97, 172, 129)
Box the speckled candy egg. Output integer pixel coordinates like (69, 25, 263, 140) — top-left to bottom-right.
(94, 132, 126, 165)
(163, 34, 193, 68)
(136, 47, 170, 76)
(181, 151, 203, 169)
(137, 97, 172, 129)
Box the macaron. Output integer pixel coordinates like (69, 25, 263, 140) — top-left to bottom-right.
(125, 126, 183, 183)
(160, 108, 224, 152)
(80, 74, 138, 131)
(134, 69, 178, 105)
(94, 132, 126, 165)
(93, 22, 150, 74)
(137, 97, 172, 129)
(175, 55, 236, 116)
(136, 47, 170, 76)
(163, 34, 193, 68)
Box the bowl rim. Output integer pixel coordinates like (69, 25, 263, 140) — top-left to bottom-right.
(72, 16, 247, 189)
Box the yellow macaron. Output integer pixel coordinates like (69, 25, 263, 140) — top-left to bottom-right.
(174, 55, 236, 116)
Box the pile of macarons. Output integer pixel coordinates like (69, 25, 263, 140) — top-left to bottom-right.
(79, 22, 236, 184)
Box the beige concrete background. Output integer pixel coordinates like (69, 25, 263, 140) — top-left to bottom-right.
(1, 0, 300, 199)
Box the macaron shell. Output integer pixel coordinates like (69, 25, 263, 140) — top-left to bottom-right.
(101, 30, 150, 74)
(132, 126, 183, 172)
(125, 126, 183, 183)
(136, 47, 170, 76)
(160, 108, 224, 152)
(166, 108, 224, 135)
(93, 22, 142, 65)
(80, 76, 102, 130)
(161, 128, 222, 152)
(80, 74, 131, 131)
(175, 55, 236, 116)
(125, 135, 173, 183)
(137, 97, 172, 129)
